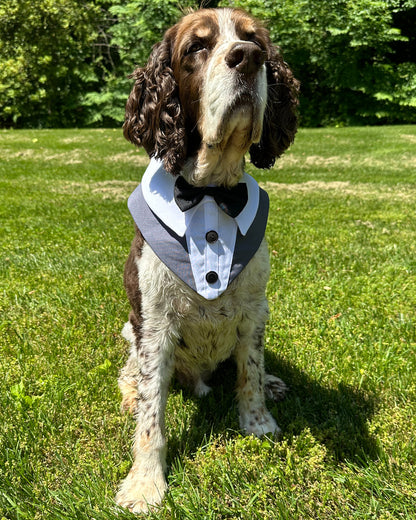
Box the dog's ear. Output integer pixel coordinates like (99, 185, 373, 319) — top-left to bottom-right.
(123, 29, 186, 176)
(249, 45, 300, 169)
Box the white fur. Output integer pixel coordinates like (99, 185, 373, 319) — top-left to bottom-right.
(200, 11, 267, 148)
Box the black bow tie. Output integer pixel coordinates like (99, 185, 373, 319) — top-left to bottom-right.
(174, 176, 248, 218)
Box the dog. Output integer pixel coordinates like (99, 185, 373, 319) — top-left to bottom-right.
(116, 7, 299, 513)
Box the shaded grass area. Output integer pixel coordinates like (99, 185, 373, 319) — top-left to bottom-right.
(1, 126, 415, 519)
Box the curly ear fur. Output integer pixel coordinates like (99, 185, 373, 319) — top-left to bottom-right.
(249, 46, 300, 169)
(123, 36, 186, 176)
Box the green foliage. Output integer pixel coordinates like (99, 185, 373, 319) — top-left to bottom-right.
(226, 0, 416, 125)
(1, 127, 415, 518)
(0, 0, 415, 127)
(0, 0, 107, 127)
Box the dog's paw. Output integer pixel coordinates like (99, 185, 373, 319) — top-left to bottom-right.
(240, 409, 281, 438)
(194, 378, 212, 397)
(264, 374, 288, 402)
(116, 467, 167, 514)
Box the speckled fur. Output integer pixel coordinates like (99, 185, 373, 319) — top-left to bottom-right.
(116, 239, 287, 513)
(116, 6, 298, 514)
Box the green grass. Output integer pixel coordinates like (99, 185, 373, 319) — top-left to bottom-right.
(1, 126, 415, 519)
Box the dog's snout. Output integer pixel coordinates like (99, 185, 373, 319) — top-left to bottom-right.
(225, 42, 266, 75)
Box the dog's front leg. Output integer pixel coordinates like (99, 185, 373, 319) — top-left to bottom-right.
(116, 324, 176, 514)
(235, 319, 281, 437)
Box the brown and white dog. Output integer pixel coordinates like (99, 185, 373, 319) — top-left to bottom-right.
(116, 7, 299, 513)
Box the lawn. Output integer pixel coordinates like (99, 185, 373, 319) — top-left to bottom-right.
(0, 126, 415, 519)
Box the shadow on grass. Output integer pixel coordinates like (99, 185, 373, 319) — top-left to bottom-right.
(264, 351, 379, 463)
(168, 352, 379, 465)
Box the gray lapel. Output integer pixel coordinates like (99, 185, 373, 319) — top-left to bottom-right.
(128, 184, 269, 298)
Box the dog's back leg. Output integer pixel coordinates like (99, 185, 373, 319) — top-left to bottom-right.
(264, 373, 288, 402)
(119, 319, 140, 413)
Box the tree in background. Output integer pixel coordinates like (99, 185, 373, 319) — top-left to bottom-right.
(0, 0, 415, 127)
(228, 0, 416, 125)
(0, 0, 108, 127)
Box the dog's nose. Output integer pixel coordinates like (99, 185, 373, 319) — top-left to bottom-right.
(225, 42, 266, 75)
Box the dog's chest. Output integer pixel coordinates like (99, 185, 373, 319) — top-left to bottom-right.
(177, 293, 243, 360)
(138, 240, 270, 368)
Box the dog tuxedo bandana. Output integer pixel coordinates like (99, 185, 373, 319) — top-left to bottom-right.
(128, 158, 269, 300)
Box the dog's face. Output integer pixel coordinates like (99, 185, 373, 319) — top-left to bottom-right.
(124, 8, 299, 181)
(170, 9, 268, 150)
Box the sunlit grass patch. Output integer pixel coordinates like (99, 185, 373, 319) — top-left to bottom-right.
(1, 126, 415, 519)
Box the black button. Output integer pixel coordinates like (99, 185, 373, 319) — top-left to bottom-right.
(205, 230, 218, 243)
(206, 271, 218, 284)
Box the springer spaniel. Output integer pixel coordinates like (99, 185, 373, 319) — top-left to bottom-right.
(116, 7, 299, 513)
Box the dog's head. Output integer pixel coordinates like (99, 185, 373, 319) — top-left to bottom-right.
(124, 8, 299, 184)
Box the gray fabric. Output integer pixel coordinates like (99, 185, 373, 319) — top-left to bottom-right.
(128, 184, 269, 299)
(128, 185, 196, 291)
(229, 188, 269, 284)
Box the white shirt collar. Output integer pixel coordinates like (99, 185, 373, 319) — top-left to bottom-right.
(141, 158, 259, 237)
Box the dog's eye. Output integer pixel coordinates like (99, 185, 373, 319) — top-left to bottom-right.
(243, 31, 265, 50)
(244, 31, 256, 41)
(186, 42, 205, 55)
